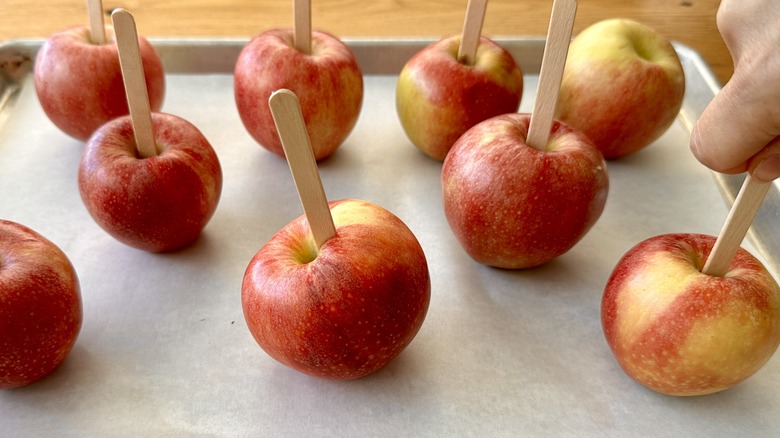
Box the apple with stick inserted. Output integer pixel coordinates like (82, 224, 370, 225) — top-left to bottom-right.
(242, 89, 430, 380)
(78, 9, 222, 252)
(602, 176, 780, 396)
(1, 220, 82, 389)
(234, 0, 363, 161)
(396, 0, 523, 161)
(34, 0, 165, 141)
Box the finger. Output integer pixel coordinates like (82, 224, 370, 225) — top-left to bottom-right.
(690, 76, 779, 173)
(747, 136, 780, 182)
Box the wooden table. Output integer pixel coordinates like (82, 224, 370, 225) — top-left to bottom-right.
(0, 0, 731, 85)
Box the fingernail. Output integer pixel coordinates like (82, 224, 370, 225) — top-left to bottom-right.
(753, 155, 780, 183)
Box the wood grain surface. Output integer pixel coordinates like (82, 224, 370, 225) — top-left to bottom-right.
(0, 0, 731, 85)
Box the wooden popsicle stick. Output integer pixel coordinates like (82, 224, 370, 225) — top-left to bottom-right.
(86, 0, 106, 45)
(293, 0, 312, 54)
(111, 9, 157, 159)
(702, 174, 771, 277)
(269, 89, 337, 250)
(526, 0, 577, 151)
(457, 0, 488, 65)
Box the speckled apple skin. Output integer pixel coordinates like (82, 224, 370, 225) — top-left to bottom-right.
(78, 113, 222, 252)
(396, 35, 523, 161)
(555, 19, 685, 159)
(242, 199, 431, 380)
(234, 29, 363, 161)
(34, 25, 165, 141)
(0, 220, 82, 389)
(442, 113, 608, 269)
(602, 233, 780, 396)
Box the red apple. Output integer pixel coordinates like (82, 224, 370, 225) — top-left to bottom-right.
(242, 199, 430, 380)
(602, 233, 780, 396)
(396, 35, 524, 161)
(234, 29, 363, 161)
(555, 18, 685, 159)
(442, 113, 608, 269)
(34, 24, 166, 141)
(78, 113, 222, 252)
(0, 220, 82, 389)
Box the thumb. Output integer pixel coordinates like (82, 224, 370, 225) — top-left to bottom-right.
(690, 76, 779, 175)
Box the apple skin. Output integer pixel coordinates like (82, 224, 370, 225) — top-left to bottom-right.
(34, 25, 166, 141)
(242, 199, 430, 380)
(234, 29, 363, 161)
(602, 233, 780, 396)
(555, 18, 685, 159)
(442, 113, 608, 269)
(78, 113, 222, 253)
(396, 35, 524, 161)
(0, 220, 82, 389)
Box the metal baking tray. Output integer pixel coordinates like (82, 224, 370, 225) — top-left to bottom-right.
(1, 37, 778, 437)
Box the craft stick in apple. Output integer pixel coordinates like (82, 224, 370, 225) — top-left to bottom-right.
(78, 9, 222, 253)
(34, 0, 165, 141)
(242, 90, 430, 380)
(555, 18, 685, 159)
(234, 0, 363, 161)
(395, 0, 523, 161)
(1, 220, 82, 389)
(602, 175, 780, 396)
(442, 0, 608, 269)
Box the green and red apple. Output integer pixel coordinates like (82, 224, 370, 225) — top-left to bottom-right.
(1, 220, 82, 389)
(442, 113, 608, 269)
(556, 18, 685, 159)
(602, 233, 780, 396)
(396, 35, 524, 161)
(242, 199, 430, 380)
(234, 29, 363, 161)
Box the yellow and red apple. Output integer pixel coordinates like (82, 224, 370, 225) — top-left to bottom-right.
(556, 18, 685, 159)
(396, 35, 524, 161)
(602, 233, 780, 396)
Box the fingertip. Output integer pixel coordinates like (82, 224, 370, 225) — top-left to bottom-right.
(751, 154, 780, 183)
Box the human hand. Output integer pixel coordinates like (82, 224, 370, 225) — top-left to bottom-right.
(690, 0, 780, 183)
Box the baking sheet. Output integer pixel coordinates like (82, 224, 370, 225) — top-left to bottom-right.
(1, 38, 778, 437)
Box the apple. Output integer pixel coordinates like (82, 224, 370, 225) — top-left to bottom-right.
(34, 24, 166, 141)
(234, 29, 363, 161)
(442, 113, 608, 269)
(0, 220, 82, 389)
(242, 198, 430, 380)
(396, 35, 524, 161)
(78, 113, 223, 252)
(602, 233, 780, 396)
(555, 18, 685, 159)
